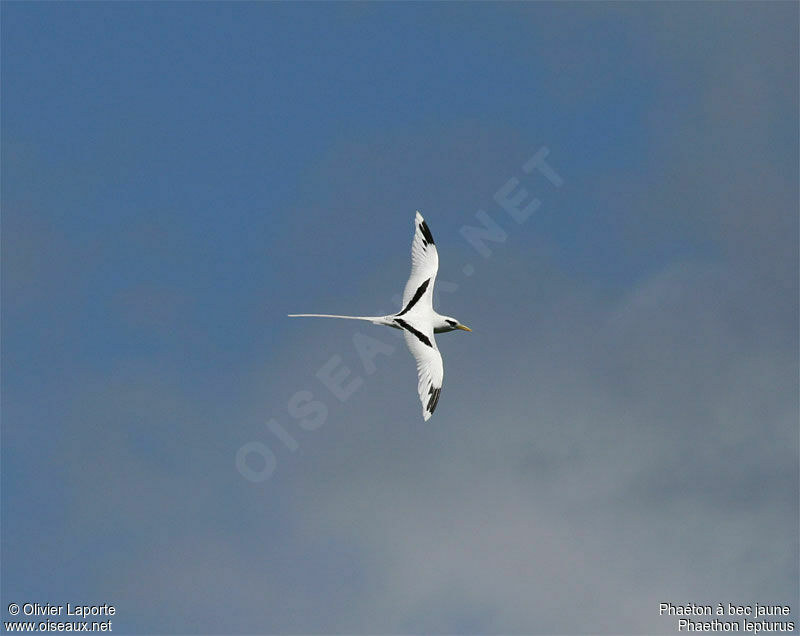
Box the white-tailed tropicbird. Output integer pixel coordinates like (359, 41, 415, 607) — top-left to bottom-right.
(289, 212, 471, 421)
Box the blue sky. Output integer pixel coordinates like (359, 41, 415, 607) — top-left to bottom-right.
(3, 3, 798, 634)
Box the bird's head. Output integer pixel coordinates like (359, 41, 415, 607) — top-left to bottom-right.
(440, 317, 472, 333)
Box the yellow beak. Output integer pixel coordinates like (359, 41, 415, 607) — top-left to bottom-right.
(456, 324, 472, 332)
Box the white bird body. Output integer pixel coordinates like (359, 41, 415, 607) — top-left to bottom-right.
(289, 212, 470, 420)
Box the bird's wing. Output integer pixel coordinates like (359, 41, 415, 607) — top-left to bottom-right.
(395, 318, 444, 421)
(400, 211, 439, 313)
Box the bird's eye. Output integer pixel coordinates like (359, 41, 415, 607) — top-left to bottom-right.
(447, 319, 456, 326)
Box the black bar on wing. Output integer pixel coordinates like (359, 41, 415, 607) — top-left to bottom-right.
(394, 318, 433, 348)
(427, 386, 441, 414)
(419, 219, 435, 246)
(396, 278, 430, 317)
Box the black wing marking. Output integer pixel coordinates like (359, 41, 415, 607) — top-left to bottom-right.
(419, 219, 435, 246)
(395, 318, 433, 348)
(427, 385, 442, 415)
(396, 278, 430, 317)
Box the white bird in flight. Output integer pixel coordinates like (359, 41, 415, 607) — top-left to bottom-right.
(289, 212, 471, 420)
